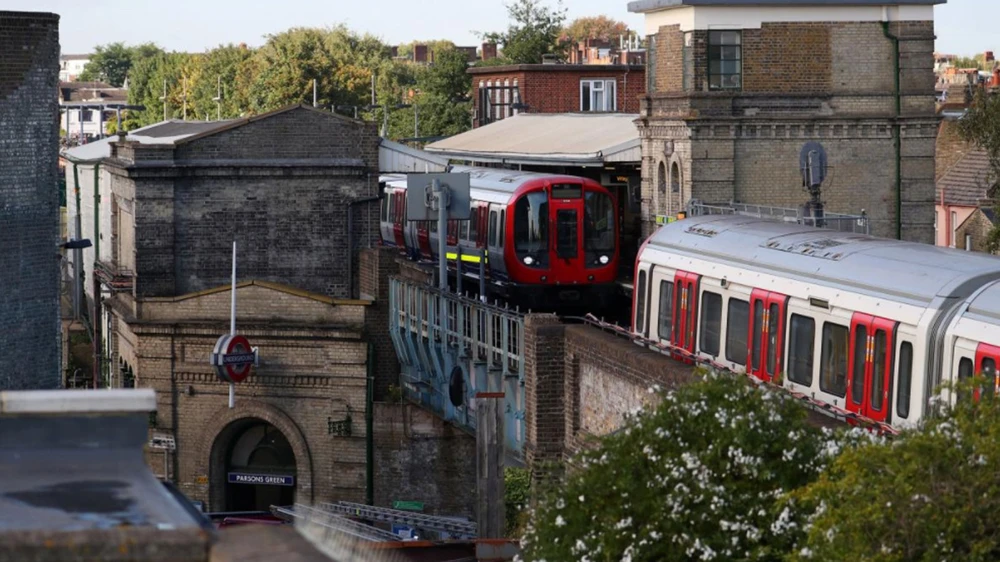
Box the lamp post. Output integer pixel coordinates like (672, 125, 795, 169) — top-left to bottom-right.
(60, 238, 93, 321)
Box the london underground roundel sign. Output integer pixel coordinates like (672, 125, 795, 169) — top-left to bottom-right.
(210, 334, 258, 383)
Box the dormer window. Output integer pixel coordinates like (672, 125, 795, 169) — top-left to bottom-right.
(708, 31, 742, 90)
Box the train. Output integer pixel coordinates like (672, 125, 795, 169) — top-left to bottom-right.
(631, 214, 1000, 430)
(379, 166, 620, 309)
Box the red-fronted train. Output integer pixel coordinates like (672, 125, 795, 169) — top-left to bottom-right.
(379, 166, 620, 310)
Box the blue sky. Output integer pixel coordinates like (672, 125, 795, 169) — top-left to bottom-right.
(1, 0, 990, 56)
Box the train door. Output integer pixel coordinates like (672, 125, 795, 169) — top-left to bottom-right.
(846, 313, 897, 423)
(671, 271, 700, 362)
(549, 190, 584, 283)
(632, 261, 652, 336)
(487, 206, 506, 280)
(393, 191, 406, 248)
(417, 221, 432, 260)
(974, 343, 1000, 398)
(747, 290, 789, 382)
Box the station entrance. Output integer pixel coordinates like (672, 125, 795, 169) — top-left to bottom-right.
(216, 419, 297, 511)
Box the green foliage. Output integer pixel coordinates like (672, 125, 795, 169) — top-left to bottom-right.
(505, 467, 531, 537)
(481, 0, 568, 64)
(561, 16, 631, 45)
(791, 379, 1000, 561)
(79, 42, 163, 87)
(520, 371, 838, 561)
(957, 88, 1000, 253)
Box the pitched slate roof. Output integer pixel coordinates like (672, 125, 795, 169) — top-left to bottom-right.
(938, 149, 995, 207)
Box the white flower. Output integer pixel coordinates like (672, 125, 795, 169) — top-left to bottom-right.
(555, 515, 566, 527)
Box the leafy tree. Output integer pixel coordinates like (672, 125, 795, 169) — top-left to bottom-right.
(79, 42, 163, 87)
(791, 380, 1000, 561)
(189, 44, 254, 120)
(481, 0, 568, 64)
(505, 466, 531, 537)
(419, 46, 472, 102)
(396, 40, 457, 61)
(958, 88, 1000, 253)
(124, 51, 191, 128)
(561, 15, 631, 45)
(78, 42, 134, 86)
(519, 372, 839, 562)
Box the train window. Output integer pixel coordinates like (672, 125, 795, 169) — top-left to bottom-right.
(766, 303, 780, 375)
(556, 210, 578, 259)
(897, 342, 913, 418)
(513, 192, 549, 265)
(983, 358, 997, 398)
(958, 357, 974, 402)
(699, 291, 722, 356)
(635, 270, 647, 334)
(584, 191, 615, 265)
(381, 193, 390, 221)
(470, 209, 479, 243)
(820, 322, 848, 397)
(851, 325, 867, 405)
(751, 300, 764, 370)
(870, 330, 887, 411)
(489, 211, 498, 247)
(788, 314, 815, 386)
(658, 281, 673, 341)
(460, 220, 469, 240)
(725, 298, 749, 365)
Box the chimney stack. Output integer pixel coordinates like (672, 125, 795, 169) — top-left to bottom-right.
(414, 44, 428, 63)
(481, 42, 497, 61)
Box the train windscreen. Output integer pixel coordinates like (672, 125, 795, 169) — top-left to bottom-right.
(514, 191, 549, 267)
(584, 191, 615, 265)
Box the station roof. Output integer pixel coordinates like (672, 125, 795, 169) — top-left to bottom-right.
(424, 113, 641, 167)
(646, 215, 1000, 306)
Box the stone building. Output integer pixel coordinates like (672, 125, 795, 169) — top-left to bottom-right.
(0, 11, 61, 389)
(98, 104, 387, 511)
(630, 0, 943, 242)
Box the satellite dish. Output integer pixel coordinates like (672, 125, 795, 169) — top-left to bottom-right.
(799, 142, 827, 189)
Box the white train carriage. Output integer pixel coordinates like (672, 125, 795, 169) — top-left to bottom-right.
(943, 281, 1000, 401)
(633, 215, 1000, 429)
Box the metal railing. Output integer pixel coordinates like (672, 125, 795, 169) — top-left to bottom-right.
(389, 277, 526, 459)
(685, 200, 870, 235)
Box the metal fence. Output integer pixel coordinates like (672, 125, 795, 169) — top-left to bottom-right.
(685, 200, 870, 235)
(388, 277, 526, 459)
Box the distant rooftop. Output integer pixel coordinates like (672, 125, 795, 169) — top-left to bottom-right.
(60, 53, 91, 61)
(628, 0, 946, 12)
(63, 119, 240, 162)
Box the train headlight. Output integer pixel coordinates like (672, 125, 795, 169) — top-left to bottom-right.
(598, 255, 610, 265)
(523, 256, 534, 266)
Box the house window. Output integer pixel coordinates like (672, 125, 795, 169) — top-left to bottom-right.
(708, 31, 742, 90)
(581, 79, 617, 112)
(80, 109, 94, 123)
(682, 32, 694, 90)
(671, 162, 680, 193)
(951, 210, 958, 247)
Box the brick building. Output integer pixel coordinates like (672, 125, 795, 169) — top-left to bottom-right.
(631, 0, 943, 242)
(0, 11, 61, 390)
(470, 63, 645, 127)
(91, 104, 392, 511)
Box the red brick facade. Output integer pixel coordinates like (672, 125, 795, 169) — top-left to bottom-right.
(469, 64, 645, 128)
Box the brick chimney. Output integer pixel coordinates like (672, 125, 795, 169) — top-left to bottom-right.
(986, 51, 995, 64)
(414, 44, 428, 63)
(481, 42, 497, 61)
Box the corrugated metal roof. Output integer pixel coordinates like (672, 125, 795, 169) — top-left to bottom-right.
(424, 113, 640, 166)
(379, 138, 449, 173)
(938, 149, 994, 207)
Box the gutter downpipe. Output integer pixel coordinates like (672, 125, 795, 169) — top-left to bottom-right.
(92, 162, 103, 389)
(882, 8, 903, 240)
(72, 162, 83, 320)
(366, 341, 375, 506)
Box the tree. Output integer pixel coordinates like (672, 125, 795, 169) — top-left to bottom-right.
(189, 44, 255, 120)
(561, 15, 631, 45)
(78, 42, 134, 86)
(519, 372, 839, 562)
(791, 380, 1000, 561)
(958, 89, 1000, 253)
(481, 0, 568, 64)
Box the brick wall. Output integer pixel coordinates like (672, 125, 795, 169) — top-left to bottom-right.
(956, 209, 996, 254)
(742, 24, 833, 94)
(470, 65, 645, 127)
(360, 247, 402, 400)
(372, 403, 476, 519)
(0, 11, 61, 389)
(106, 106, 382, 300)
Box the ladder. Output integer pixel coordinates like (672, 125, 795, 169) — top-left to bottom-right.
(317, 501, 478, 538)
(272, 504, 402, 543)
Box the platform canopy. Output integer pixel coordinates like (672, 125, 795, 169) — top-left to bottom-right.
(424, 113, 641, 167)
